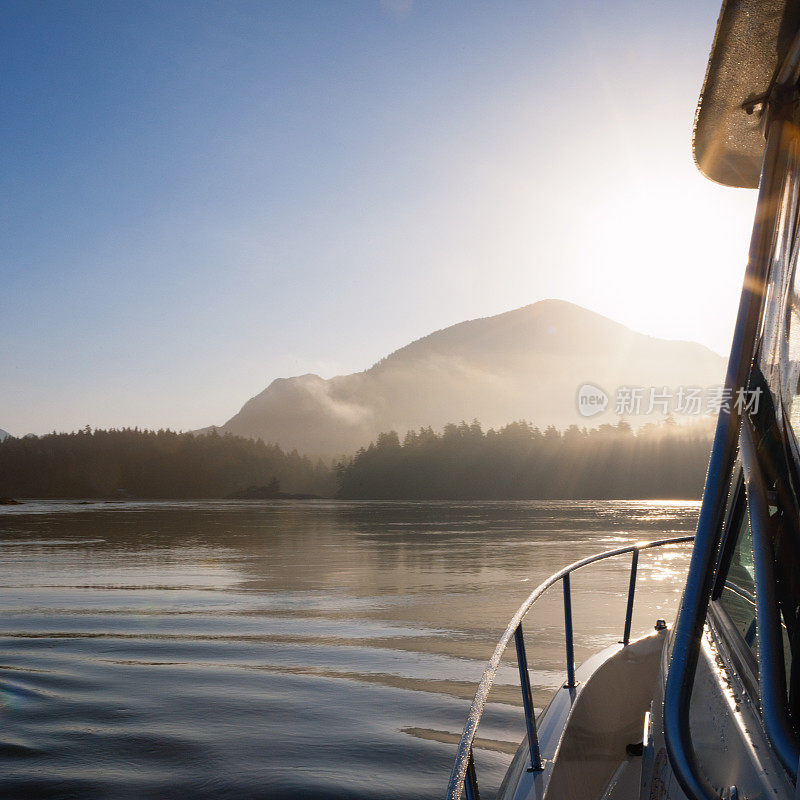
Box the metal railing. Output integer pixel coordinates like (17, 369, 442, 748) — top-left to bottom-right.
(446, 535, 695, 800)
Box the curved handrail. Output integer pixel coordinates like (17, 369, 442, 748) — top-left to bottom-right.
(446, 534, 694, 800)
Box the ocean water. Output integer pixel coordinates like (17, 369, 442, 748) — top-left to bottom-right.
(0, 500, 697, 799)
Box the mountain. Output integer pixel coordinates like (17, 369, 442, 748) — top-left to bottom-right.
(210, 300, 726, 456)
(0, 429, 10, 442)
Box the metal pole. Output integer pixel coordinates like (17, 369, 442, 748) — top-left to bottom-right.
(563, 574, 576, 688)
(622, 549, 639, 646)
(465, 747, 481, 800)
(514, 624, 543, 771)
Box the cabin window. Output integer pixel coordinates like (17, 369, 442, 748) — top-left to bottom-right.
(717, 495, 758, 661)
(770, 508, 800, 719)
(786, 267, 800, 382)
(745, 123, 800, 723)
(758, 129, 800, 450)
(780, 258, 800, 440)
(713, 466, 800, 721)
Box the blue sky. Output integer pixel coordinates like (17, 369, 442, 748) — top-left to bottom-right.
(1, 0, 757, 435)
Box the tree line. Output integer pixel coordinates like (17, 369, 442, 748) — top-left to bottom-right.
(0, 427, 335, 499)
(0, 419, 715, 500)
(334, 419, 714, 500)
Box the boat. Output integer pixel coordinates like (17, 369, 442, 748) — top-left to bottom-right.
(446, 2, 800, 798)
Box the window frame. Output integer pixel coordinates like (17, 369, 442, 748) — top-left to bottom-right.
(708, 465, 761, 700)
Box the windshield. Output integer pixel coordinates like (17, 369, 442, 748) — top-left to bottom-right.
(749, 112, 800, 732)
(760, 125, 800, 447)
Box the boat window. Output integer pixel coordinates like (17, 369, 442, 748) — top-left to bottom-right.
(785, 265, 800, 405)
(770, 506, 800, 719)
(750, 118, 800, 723)
(717, 491, 758, 661)
(714, 458, 800, 721)
(779, 255, 800, 440)
(759, 126, 800, 452)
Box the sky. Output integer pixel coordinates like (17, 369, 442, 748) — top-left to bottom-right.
(0, 0, 759, 436)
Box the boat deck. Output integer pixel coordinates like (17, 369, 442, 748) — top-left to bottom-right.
(498, 629, 665, 800)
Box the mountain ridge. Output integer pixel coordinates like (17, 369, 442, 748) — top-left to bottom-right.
(208, 299, 726, 456)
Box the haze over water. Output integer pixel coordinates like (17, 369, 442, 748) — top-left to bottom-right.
(0, 500, 696, 799)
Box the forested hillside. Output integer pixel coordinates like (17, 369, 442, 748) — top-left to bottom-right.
(0, 428, 335, 499)
(335, 419, 713, 500)
(0, 419, 715, 501)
